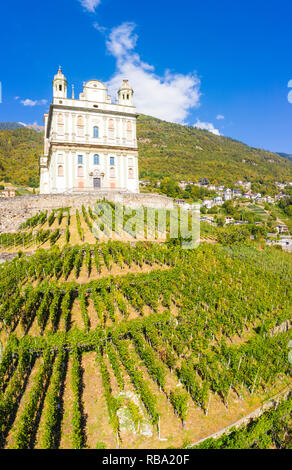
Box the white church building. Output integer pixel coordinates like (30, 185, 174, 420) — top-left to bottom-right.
(40, 68, 139, 194)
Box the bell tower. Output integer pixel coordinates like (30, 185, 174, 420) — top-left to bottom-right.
(118, 79, 134, 106)
(53, 66, 67, 99)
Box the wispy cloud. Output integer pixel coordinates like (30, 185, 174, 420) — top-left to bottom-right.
(194, 120, 221, 136)
(79, 0, 101, 13)
(93, 22, 106, 33)
(105, 22, 201, 124)
(20, 98, 47, 107)
(216, 114, 224, 120)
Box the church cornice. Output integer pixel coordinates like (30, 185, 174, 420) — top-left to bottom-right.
(50, 142, 138, 152)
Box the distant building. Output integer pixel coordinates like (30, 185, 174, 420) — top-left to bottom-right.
(276, 224, 289, 234)
(0, 189, 16, 198)
(201, 200, 213, 209)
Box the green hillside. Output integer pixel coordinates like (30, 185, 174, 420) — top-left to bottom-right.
(0, 127, 42, 187)
(137, 115, 292, 184)
(0, 116, 292, 187)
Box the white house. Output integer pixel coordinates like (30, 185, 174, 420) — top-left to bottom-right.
(40, 68, 139, 194)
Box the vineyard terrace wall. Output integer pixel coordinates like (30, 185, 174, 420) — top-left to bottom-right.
(0, 192, 174, 232)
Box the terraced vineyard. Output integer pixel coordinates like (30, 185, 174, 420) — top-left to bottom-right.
(0, 203, 291, 449)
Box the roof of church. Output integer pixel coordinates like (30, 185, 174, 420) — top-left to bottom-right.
(119, 79, 133, 91)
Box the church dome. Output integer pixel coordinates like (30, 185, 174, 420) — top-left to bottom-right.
(118, 79, 133, 92)
(54, 66, 66, 81)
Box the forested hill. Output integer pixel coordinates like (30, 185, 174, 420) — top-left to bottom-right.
(137, 115, 292, 184)
(0, 127, 42, 186)
(0, 116, 292, 187)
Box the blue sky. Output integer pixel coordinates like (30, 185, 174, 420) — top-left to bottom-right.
(0, 0, 292, 153)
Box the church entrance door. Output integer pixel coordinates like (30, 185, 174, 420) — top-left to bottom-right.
(93, 177, 101, 189)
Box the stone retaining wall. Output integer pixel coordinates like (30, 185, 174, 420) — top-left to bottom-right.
(0, 192, 174, 232)
(188, 388, 291, 448)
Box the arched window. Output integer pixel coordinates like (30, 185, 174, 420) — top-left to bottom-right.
(57, 114, 64, 125)
(57, 113, 64, 135)
(110, 167, 115, 178)
(94, 154, 99, 165)
(108, 118, 114, 129)
(93, 126, 99, 138)
(77, 115, 84, 137)
(128, 167, 134, 179)
(57, 165, 64, 177)
(77, 115, 84, 126)
(77, 165, 84, 177)
(126, 120, 132, 132)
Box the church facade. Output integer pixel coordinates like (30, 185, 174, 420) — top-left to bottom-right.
(40, 68, 139, 194)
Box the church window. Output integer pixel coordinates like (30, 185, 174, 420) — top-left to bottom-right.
(93, 126, 99, 138)
(78, 155, 83, 164)
(77, 115, 84, 126)
(77, 165, 84, 177)
(57, 114, 64, 135)
(94, 154, 99, 165)
(57, 165, 64, 177)
(57, 114, 64, 125)
(59, 85, 62, 91)
(77, 115, 84, 137)
(110, 156, 115, 166)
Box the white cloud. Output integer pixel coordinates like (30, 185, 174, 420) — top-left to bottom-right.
(93, 22, 106, 33)
(216, 114, 224, 120)
(288, 79, 292, 87)
(105, 22, 201, 123)
(20, 98, 47, 107)
(194, 120, 221, 136)
(79, 0, 101, 12)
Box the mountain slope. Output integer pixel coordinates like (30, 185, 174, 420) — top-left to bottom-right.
(0, 122, 25, 131)
(0, 127, 42, 186)
(277, 152, 292, 162)
(137, 115, 292, 183)
(0, 116, 292, 187)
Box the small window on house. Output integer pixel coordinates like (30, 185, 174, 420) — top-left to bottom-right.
(93, 126, 99, 138)
(78, 155, 83, 164)
(57, 165, 64, 177)
(110, 156, 115, 166)
(94, 154, 99, 165)
(77, 165, 84, 177)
